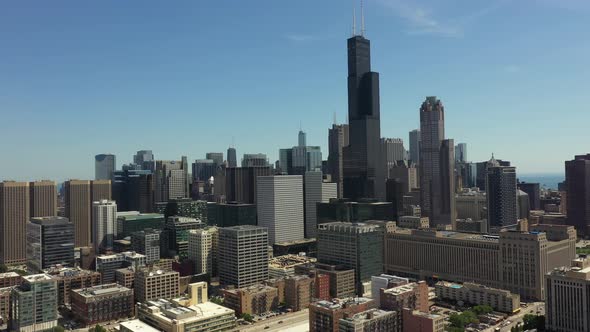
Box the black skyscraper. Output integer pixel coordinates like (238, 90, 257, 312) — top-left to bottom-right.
(342, 31, 384, 200)
(565, 154, 590, 236)
(486, 157, 517, 227)
(227, 147, 237, 168)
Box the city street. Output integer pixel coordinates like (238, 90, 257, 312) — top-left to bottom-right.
(483, 302, 544, 332)
(233, 309, 309, 332)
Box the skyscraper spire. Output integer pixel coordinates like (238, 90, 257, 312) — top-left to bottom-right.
(333, 112, 337, 125)
(361, 0, 366, 36)
(352, 4, 357, 36)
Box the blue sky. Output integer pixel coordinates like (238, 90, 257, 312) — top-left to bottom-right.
(1, 0, 588, 182)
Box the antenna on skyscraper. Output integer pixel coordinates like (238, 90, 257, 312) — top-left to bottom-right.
(361, 0, 366, 36)
(352, 0, 357, 36)
(333, 112, 337, 125)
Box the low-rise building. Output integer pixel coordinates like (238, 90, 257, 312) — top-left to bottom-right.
(269, 254, 316, 279)
(380, 281, 429, 313)
(96, 251, 146, 283)
(71, 283, 134, 326)
(285, 275, 313, 311)
(546, 256, 590, 332)
(397, 216, 429, 229)
(435, 281, 520, 313)
(45, 267, 102, 306)
(339, 309, 398, 332)
(10, 274, 58, 332)
(309, 297, 375, 332)
(222, 284, 279, 316)
(0, 287, 11, 324)
(116, 268, 135, 289)
(136, 299, 235, 332)
(135, 269, 180, 303)
(456, 219, 487, 233)
(402, 308, 445, 332)
(120, 319, 160, 332)
(0, 272, 22, 288)
(371, 274, 409, 307)
(296, 263, 356, 299)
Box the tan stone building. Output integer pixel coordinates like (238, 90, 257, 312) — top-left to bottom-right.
(64, 180, 111, 248)
(135, 269, 180, 303)
(0, 181, 30, 264)
(29, 180, 57, 217)
(222, 284, 279, 316)
(285, 275, 313, 311)
(45, 267, 101, 306)
(435, 281, 520, 313)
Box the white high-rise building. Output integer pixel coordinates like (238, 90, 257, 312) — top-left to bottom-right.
(92, 200, 117, 254)
(188, 229, 213, 275)
(304, 171, 338, 239)
(256, 175, 304, 244)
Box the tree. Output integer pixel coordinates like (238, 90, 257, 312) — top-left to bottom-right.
(0, 264, 7, 273)
(523, 314, 545, 331)
(472, 305, 493, 315)
(92, 324, 108, 332)
(240, 313, 254, 322)
(52, 327, 65, 332)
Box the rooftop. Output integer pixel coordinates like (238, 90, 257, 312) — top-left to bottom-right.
(73, 283, 132, 298)
(118, 213, 164, 220)
(142, 299, 234, 323)
(119, 319, 160, 332)
(312, 297, 373, 310)
(0, 272, 21, 278)
(23, 274, 52, 283)
(383, 283, 416, 296)
(269, 254, 316, 269)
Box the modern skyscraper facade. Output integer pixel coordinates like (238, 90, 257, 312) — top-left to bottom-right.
(112, 169, 154, 213)
(134, 150, 155, 171)
(565, 154, 590, 236)
(192, 159, 216, 182)
(381, 138, 406, 169)
(257, 175, 304, 244)
(304, 171, 338, 238)
(342, 32, 385, 201)
(29, 180, 57, 218)
(241, 153, 268, 167)
(227, 147, 237, 168)
(486, 159, 517, 227)
(92, 200, 117, 254)
(328, 123, 350, 198)
(0, 181, 30, 265)
(218, 225, 269, 288)
(455, 143, 467, 163)
(26, 216, 75, 273)
(225, 166, 272, 204)
(95, 154, 116, 180)
(154, 158, 189, 203)
(188, 229, 213, 275)
(438, 139, 456, 228)
(409, 129, 420, 165)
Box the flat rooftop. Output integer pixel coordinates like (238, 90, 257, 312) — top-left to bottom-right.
(73, 283, 131, 298)
(0, 272, 21, 278)
(313, 297, 373, 310)
(23, 274, 52, 282)
(144, 299, 234, 323)
(118, 213, 163, 220)
(119, 319, 160, 332)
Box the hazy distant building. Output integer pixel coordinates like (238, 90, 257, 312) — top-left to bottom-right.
(389, 160, 418, 192)
(0, 181, 30, 264)
(226, 166, 272, 204)
(29, 181, 57, 218)
(192, 159, 216, 182)
(205, 152, 223, 166)
(565, 154, 590, 236)
(304, 172, 338, 238)
(382, 138, 407, 169)
(27, 217, 75, 273)
(409, 129, 420, 165)
(298, 130, 307, 147)
(92, 200, 117, 254)
(10, 274, 58, 332)
(112, 169, 154, 213)
(154, 158, 189, 203)
(242, 153, 268, 167)
(517, 181, 540, 211)
(218, 225, 269, 288)
(328, 124, 349, 198)
(227, 147, 237, 167)
(517, 190, 531, 220)
(134, 150, 155, 171)
(317, 222, 385, 295)
(455, 143, 467, 163)
(342, 33, 385, 201)
(546, 256, 590, 332)
(95, 154, 116, 180)
(257, 175, 304, 244)
(486, 158, 517, 227)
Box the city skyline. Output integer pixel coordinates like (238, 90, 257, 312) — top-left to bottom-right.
(2, 0, 588, 181)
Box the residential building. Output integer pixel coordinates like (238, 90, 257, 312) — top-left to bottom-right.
(117, 213, 165, 238)
(136, 299, 235, 332)
(402, 308, 445, 332)
(546, 256, 590, 332)
(95, 154, 116, 180)
(380, 281, 429, 314)
(384, 224, 576, 300)
(131, 229, 161, 264)
(92, 200, 117, 254)
(486, 159, 517, 227)
(309, 297, 375, 332)
(222, 284, 279, 315)
(188, 229, 214, 275)
(71, 283, 134, 326)
(0, 287, 10, 324)
(371, 274, 409, 307)
(96, 251, 146, 283)
(435, 281, 520, 313)
(0, 272, 22, 288)
(218, 226, 269, 288)
(256, 175, 304, 244)
(304, 171, 338, 238)
(45, 267, 101, 306)
(26, 216, 75, 272)
(0, 181, 29, 264)
(10, 274, 58, 332)
(29, 180, 57, 217)
(296, 263, 356, 299)
(135, 269, 180, 303)
(317, 222, 385, 295)
(339, 309, 398, 332)
(285, 275, 313, 311)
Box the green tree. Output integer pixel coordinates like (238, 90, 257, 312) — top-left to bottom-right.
(446, 327, 465, 332)
(523, 314, 546, 331)
(240, 313, 254, 322)
(472, 305, 493, 315)
(52, 326, 65, 332)
(0, 264, 7, 273)
(92, 324, 108, 332)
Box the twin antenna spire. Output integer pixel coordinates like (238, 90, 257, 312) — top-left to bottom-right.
(352, 0, 366, 37)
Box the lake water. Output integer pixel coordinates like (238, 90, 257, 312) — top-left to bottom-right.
(517, 174, 564, 190)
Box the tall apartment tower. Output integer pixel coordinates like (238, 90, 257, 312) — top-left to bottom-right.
(328, 123, 350, 198)
(29, 181, 57, 217)
(154, 158, 189, 202)
(317, 222, 385, 295)
(546, 256, 590, 332)
(304, 172, 338, 239)
(257, 175, 304, 244)
(92, 200, 117, 254)
(566, 154, 590, 236)
(95, 154, 116, 180)
(409, 129, 420, 165)
(188, 229, 213, 275)
(419, 96, 456, 227)
(65, 180, 112, 248)
(486, 158, 517, 227)
(0, 181, 30, 264)
(227, 147, 237, 168)
(10, 274, 58, 332)
(218, 225, 269, 288)
(342, 31, 385, 201)
(26, 216, 75, 272)
(134, 150, 154, 171)
(455, 143, 467, 163)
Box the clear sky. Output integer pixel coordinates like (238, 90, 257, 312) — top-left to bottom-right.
(1, 0, 588, 182)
